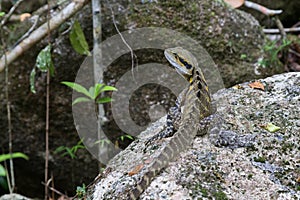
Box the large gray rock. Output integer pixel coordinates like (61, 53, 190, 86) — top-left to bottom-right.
(0, 193, 32, 200)
(87, 72, 300, 199)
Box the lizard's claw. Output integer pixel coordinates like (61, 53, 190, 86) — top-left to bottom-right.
(143, 134, 159, 153)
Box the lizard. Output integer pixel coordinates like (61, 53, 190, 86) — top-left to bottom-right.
(127, 47, 214, 199)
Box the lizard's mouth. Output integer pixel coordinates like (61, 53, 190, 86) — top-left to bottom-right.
(175, 66, 190, 76)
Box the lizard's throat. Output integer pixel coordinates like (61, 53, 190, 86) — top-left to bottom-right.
(188, 68, 195, 84)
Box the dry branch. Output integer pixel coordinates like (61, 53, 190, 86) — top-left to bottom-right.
(263, 27, 300, 34)
(0, 0, 90, 73)
(244, 1, 282, 16)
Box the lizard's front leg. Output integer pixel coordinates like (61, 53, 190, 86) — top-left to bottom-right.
(145, 88, 188, 146)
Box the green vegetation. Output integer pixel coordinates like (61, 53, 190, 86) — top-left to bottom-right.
(69, 20, 90, 56)
(54, 139, 85, 159)
(76, 183, 87, 199)
(61, 81, 117, 105)
(0, 153, 28, 191)
(30, 44, 55, 93)
(95, 134, 134, 148)
(259, 38, 291, 68)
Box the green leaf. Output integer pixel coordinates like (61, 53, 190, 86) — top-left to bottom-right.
(88, 86, 95, 99)
(94, 139, 111, 147)
(119, 134, 134, 141)
(69, 20, 90, 56)
(94, 83, 105, 98)
(30, 68, 36, 93)
(240, 54, 247, 59)
(96, 97, 112, 104)
(61, 81, 91, 98)
(73, 144, 84, 152)
(72, 97, 91, 105)
(0, 152, 29, 162)
(65, 148, 76, 159)
(124, 134, 134, 140)
(0, 165, 6, 176)
(264, 123, 281, 133)
(36, 44, 54, 75)
(72, 140, 84, 152)
(99, 85, 117, 93)
(54, 146, 66, 154)
(0, 12, 5, 17)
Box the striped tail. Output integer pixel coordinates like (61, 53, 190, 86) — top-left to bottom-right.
(128, 104, 200, 199)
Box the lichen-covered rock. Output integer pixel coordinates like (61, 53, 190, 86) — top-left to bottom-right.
(87, 72, 300, 199)
(0, 193, 32, 200)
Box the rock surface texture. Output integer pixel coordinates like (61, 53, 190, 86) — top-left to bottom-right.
(88, 72, 300, 199)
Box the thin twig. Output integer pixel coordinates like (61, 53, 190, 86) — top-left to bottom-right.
(44, 1, 51, 199)
(0, 0, 26, 26)
(244, 1, 282, 16)
(275, 16, 286, 39)
(105, 0, 137, 81)
(6, 42, 15, 194)
(1, 17, 15, 193)
(292, 21, 300, 28)
(33, 1, 59, 15)
(3, 160, 12, 193)
(13, 15, 40, 48)
(41, 181, 70, 199)
(289, 49, 300, 58)
(51, 173, 54, 200)
(4, 13, 31, 22)
(263, 27, 300, 34)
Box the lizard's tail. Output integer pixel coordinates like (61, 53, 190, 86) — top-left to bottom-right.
(127, 120, 196, 199)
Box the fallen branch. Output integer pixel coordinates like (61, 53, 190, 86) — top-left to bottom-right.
(0, 0, 90, 73)
(244, 0, 282, 16)
(263, 27, 300, 34)
(41, 181, 70, 199)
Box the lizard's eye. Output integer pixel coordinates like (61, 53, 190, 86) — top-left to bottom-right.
(173, 53, 179, 60)
(178, 57, 192, 69)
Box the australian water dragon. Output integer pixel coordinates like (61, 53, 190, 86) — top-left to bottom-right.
(127, 47, 214, 199)
(122, 47, 256, 199)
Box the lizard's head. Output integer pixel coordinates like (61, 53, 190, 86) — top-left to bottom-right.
(164, 47, 197, 80)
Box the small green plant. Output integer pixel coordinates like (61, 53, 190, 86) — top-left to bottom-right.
(94, 134, 134, 148)
(0, 153, 28, 191)
(69, 20, 90, 56)
(94, 138, 112, 147)
(0, 12, 5, 17)
(114, 134, 135, 148)
(30, 44, 55, 93)
(240, 54, 247, 60)
(76, 183, 86, 198)
(54, 139, 85, 159)
(261, 38, 291, 67)
(118, 134, 134, 142)
(61, 81, 117, 105)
